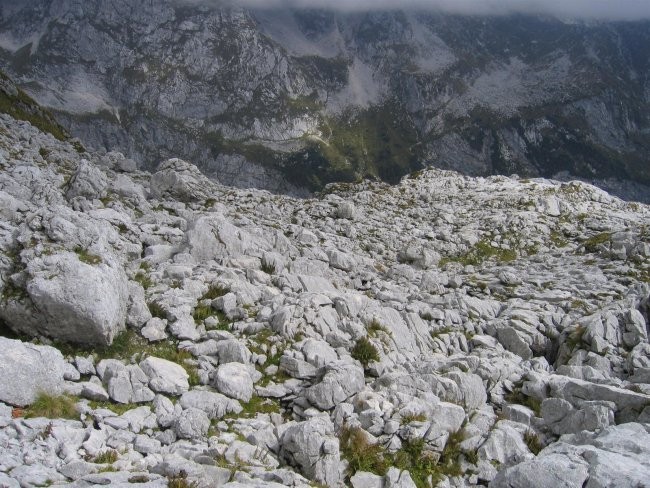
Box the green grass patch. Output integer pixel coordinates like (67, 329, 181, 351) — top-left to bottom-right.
(401, 413, 427, 425)
(440, 238, 517, 267)
(148, 302, 167, 319)
(134, 272, 153, 290)
(202, 284, 230, 300)
(550, 230, 569, 248)
(583, 232, 612, 253)
(92, 450, 119, 464)
(367, 318, 391, 338)
(340, 425, 389, 477)
(193, 304, 216, 323)
(524, 430, 543, 455)
(25, 392, 78, 420)
(0, 71, 69, 141)
(351, 337, 379, 366)
(74, 247, 102, 265)
(88, 400, 140, 416)
(225, 396, 280, 419)
(504, 389, 541, 416)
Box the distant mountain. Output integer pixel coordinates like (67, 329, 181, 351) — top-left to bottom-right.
(1, 1, 649, 199)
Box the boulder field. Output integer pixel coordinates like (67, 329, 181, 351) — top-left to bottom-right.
(0, 113, 649, 487)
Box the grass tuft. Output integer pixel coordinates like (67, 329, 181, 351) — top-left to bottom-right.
(74, 247, 102, 265)
(92, 450, 119, 464)
(25, 392, 78, 420)
(351, 337, 380, 366)
(202, 284, 229, 300)
(339, 425, 389, 476)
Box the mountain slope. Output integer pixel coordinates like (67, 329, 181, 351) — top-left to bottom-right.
(0, 1, 649, 199)
(0, 101, 650, 487)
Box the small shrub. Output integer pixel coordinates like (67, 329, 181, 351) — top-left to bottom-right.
(134, 272, 153, 290)
(167, 471, 197, 488)
(351, 337, 379, 366)
(261, 261, 276, 275)
(393, 438, 441, 488)
(148, 301, 167, 319)
(202, 284, 229, 300)
(504, 389, 541, 416)
(367, 318, 390, 337)
(93, 450, 119, 464)
(464, 449, 479, 465)
(583, 232, 612, 253)
(26, 393, 78, 420)
(524, 430, 543, 455)
(339, 425, 389, 476)
(401, 413, 427, 425)
(193, 305, 215, 323)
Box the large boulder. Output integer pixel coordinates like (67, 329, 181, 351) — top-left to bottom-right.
(211, 363, 254, 402)
(0, 337, 66, 406)
(179, 390, 243, 419)
(491, 423, 650, 488)
(280, 416, 341, 486)
(305, 361, 365, 410)
(140, 356, 190, 396)
(65, 159, 108, 201)
(1, 252, 128, 346)
(149, 158, 213, 202)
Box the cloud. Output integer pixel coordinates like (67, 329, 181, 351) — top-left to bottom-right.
(221, 0, 650, 20)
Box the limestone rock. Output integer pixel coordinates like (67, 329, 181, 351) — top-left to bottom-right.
(280, 416, 341, 486)
(0, 338, 66, 406)
(305, 361, 365, 410)
(212, 363, 254, 402)
(1, 252, 128, 346)
(140, 356, 190, 396)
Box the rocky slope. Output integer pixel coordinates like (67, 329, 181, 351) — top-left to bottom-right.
(1, 1, 650, 200)
(1, 109, 650, 487)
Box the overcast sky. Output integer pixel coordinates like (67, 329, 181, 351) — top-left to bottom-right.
(222, 0, 650, 20)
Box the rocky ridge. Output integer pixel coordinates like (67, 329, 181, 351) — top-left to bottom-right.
(0, 113, 649, 487)
(1, 1, 650, 199)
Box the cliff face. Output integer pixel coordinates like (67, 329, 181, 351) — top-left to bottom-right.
(1, 1, 649, 199)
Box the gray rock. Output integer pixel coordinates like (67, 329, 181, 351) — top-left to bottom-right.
(2, 252, 128, 346)
(80, 381, 110, 402)
(74, 355, 96, 376)
(150, 158, 214, 202)
(140, 356, 190, 396)
(492, 423, 650, 488)
(328, 249, 357, 271)
(212, 363, 254, 402)
(216, 339, 252, 364)
(0, 337, 66, 406)
(334, 201, 356, 220)
(134, 434, 162, 454)
(350, 471, 384, 488)
(101, 361, 155, 404)
(280, 416, 341, 486)
(141, 317, 169, 342)
(179, 389, 243, 419)
(305, 361, 365, 410)
(173, 407, 211, 440)
(384, 467, 418, 488)
(65, 159, 108, 200)
(127, 281, 152, 328)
